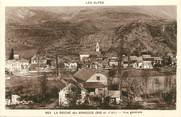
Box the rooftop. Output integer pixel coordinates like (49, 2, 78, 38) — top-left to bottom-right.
(73, 68, 109, 82)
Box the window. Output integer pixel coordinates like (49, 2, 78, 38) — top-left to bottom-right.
(96, 76, 100, 80)
(65, 94, 70, 98)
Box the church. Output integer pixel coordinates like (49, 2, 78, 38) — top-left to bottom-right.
(79, 42, 104, 69)
(79, 42, 102, 61)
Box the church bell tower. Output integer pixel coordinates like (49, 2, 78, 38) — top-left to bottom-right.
(96, 42, 100, 52)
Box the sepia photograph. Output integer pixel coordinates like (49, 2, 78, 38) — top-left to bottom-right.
(5, 6, 177, 110)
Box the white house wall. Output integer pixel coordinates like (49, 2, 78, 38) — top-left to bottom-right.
(86, 73, 108, 85)
(6, 60, 29, 74)
(80, 55, 90, 61)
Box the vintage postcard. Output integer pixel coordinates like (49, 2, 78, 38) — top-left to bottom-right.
(0, 0, 180, 117)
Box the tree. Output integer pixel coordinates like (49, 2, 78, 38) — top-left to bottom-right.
(108, 65, 117, 90)
(108, 65, 116, 77)
(168, 56, 172, 66)
(9, 48, 14, 60)
(114, 23, 135, 105)
(38, 73, 48, 103)
(46, 59, 51, 66)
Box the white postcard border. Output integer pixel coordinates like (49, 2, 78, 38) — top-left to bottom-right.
(0, 0, 181, 117)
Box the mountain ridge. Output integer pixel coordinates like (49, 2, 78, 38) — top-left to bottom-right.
(5, 7, 177, 59)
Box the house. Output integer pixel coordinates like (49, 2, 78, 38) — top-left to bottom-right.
(14, 54, 20, 60)
(58, 83, 82, 107)
(167, 52, 174, 58)
(6, 99, 11, 106)
(79, 51, 90, 61)
(29, 55, 54, 72)
(166, 53, 177, 66)
(136, 56, 143, 68)
(29, 63, 54, 73)
(6, 94, 21, 105)
(154, 57, 163, 64)
(129, 55, 138, 68)
(130, 55, 138, 61)
(80, 42, 102, 61)
(6, 59, 30, 75)
(11, 94, 21, 105)
(137, 60, 153, 69)
(109, 57, 119, 67)
(125, 54, 154, 69)
(128, 54, 154, 69)
(64, 62, 78, 71)
(137, 56, 143, 62)
(130, 61, 138, 69)
(78, 89, 90, 105)
(79, 42, 106, 70)
(79, 51, 102, 62)
(153, 57, 163, 67)
(132, 54, 154, 69)
(109, 90, 121, 104)
(101, 58, 110, 69)
(106, 48, 119, 67)
(58, 76, 88, 107)
(83, 82, 105, 95)
(122, 61, 128, 68)
(89, 61, 103, 69)
(105, 47, 118, 58)
(122, 55, 129, 68)
(74, 68, 109, 96)
(142, 54, 152, 59)
(171, 57, 177, 66)
(30, 54, 47, 65)
(89, 52, 103, 62)
(90, 62, 98, 69)
(141, 57, 154, 69)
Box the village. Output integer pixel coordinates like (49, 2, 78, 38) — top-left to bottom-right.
(5, 42, 176, 109)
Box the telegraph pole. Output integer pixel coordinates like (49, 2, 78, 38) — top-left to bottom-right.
(37, 54, 40, 75)
(55, 54, 59, 76)
(118, 38, 124, 103)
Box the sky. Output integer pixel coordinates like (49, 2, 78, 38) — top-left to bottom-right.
(41, 6, 177, 20)
(6, 6, 177, 21)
